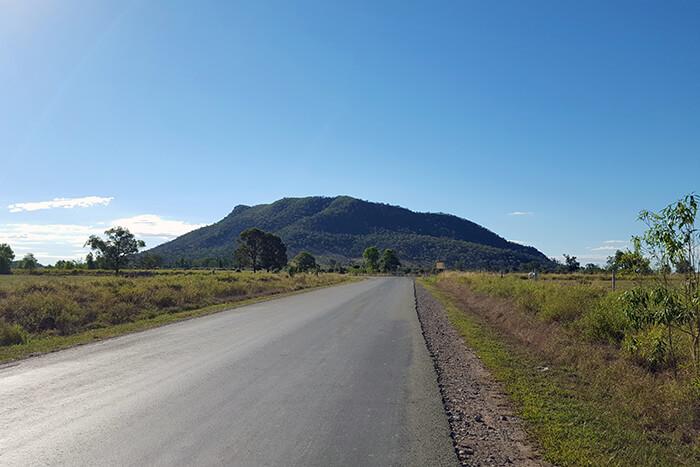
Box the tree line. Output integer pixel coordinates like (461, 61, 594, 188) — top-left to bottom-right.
(547, 248, 654, 275)
(0, 225, 405, 276)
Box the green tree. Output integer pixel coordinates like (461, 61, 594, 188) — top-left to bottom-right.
(260, 232, 288, 272)
(233, 247, 250, 269)
(175, 257, 192, 269)
(234, 228, 267, 272)
(379, 249, 401, 273)
(234, 228, 288, 272)
(327, 259, 338, 272)
(0, 244, 15, 274)
(676, 256, 695, 274)
(86, 252, 97, 270)
(20, 253, 39, 273)
(363, 246, 380, 273)
(623, 194, 700, 375)
(293, 251, 317, 273)
(563, 254, 580, 272)
(85, 227, 146, 275)
(583, 263, 603, 273)
(139, 254, 163, 269)
(606, 248, 652, 274)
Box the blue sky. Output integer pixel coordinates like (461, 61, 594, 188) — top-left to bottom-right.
(1, 0, 699, 265)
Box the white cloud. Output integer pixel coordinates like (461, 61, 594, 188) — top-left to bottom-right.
(110, 214, 205, 239)
(0, 214, 203, 265)
(588, 239, 630, 252)
(574, 255, 610, 263)
(8, 196, 114, 212)
(0, 223, 101, 247)
(508, 211, 534, 216)
(591, 245, 624, 251)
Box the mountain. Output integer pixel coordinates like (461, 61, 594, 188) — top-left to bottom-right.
(146, 196, 552, 270)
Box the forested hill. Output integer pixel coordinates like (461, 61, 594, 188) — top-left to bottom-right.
(146, 196, 552, 270)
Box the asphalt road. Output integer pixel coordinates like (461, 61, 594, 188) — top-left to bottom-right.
(0, 277, 456, 466)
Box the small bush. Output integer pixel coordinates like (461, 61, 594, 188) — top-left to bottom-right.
(104, 303, 139, 325)
(578, 292, 630, 345)
(515, 287, 544, 314)
(151, 288, 178, 308)
(540, 285, 603, 323)
(1, 292, 83, 335)
(0, 320, 27, 346)
(623, 326, 669, 372)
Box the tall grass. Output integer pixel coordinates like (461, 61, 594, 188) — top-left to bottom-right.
(454, 273, 665, 353)
(427, 272, 700, 464)
(0, 271, 348, 344)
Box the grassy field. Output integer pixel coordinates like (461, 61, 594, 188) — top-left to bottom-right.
(0, 271, 351, 363)
(420, 272, 700, 466)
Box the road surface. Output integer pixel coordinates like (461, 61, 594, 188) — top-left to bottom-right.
(0, 277, 456, 466)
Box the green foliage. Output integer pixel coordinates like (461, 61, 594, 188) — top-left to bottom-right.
(624, 194, 700, 375)
(259, 233, 287, 272)
(623, 326, 670, 372)
(422, 278, 696, 466)
(86, 253, 96, 270)
(583, 263, 605, 273)
(325, 258, 345, 273)
(53, 259, 86, 270)
(563, 254, 580, 272)
(146, 196, 552, 270)
(234, 228, 287, 272)
(461, 274, 605, 323)
(579, 292, 630, 345)
(20, 253, 39, 273)
(363, 246, 380, 272)
(607, 248, 652, 274)
(0, 243, 15, 275)
(292, 251, 317, 272)
(234, 228, 265, 271)
(138, 254, 163, 269)
(638, 194, 699, 273)
(379, 248, 401, 273)
(85, 227, 146, 274)
(539, 285, 604, 322)
(0, 320, 27, 346)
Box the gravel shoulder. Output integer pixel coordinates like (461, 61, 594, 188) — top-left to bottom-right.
(414, 282, 546, 467)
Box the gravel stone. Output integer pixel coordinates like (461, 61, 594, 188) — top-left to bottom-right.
(414, 282, 548, 467)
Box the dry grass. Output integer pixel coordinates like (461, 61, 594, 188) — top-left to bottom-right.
(424, 272, 700, 465)
(0, 271, 351, 362)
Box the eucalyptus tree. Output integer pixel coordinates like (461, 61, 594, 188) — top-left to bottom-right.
(0, 243, 14, 274)
(363, 246, 380, 273)
(85, 227, 146, 275)
(623, 194, 700, 374)
(20, 253, 39, 273)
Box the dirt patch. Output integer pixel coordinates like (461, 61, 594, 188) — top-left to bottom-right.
(414, 282, 546, 466)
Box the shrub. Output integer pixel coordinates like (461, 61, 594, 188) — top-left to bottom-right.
(0, 272, 347, 341)
(104, 303, 139, 325)
(0, 320, 27, 346)
(540, 285, 603, 323)
(1, 292, 83, 335)
(514, 286, 544, 314)
(623, 326, 669, 372)
(578, 292, 630, 345)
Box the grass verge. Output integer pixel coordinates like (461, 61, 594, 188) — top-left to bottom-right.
(419, 276, 698, 466)
(0, 276, 355, 364)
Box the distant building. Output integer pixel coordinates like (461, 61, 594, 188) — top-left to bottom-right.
(435, 261, 446, 271)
